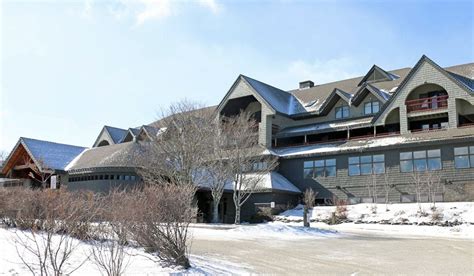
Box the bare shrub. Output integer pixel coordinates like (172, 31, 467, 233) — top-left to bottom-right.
(335, 199, 348, 220)
(13, 189, 99, 275)
(250, 207, 273, 223)
(431, 209, 444, 222)
(90, 222, 130, 276)
(370, 205, 378, 214)
(126, 183, 197, 269)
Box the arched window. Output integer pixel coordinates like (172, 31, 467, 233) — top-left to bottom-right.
(97, 140, 110, 147)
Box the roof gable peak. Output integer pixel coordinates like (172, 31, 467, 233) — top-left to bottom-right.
(358, 64, 399, 86)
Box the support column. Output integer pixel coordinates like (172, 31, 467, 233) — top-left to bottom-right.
(400, 105, 409, 134)
(448, 97, 458, 128)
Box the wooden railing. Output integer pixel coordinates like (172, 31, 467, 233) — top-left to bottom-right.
(405, 95, 448, 113)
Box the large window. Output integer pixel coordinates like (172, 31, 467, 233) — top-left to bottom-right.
(304, 159, 336, 178)
(400, 149, 441, 172)
(454, 146, 474, 169)
(348, 154, 385, 176)
(364, 101, 380, 115)
(335, 106, 350, 119)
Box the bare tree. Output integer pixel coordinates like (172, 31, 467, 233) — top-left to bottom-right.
(303, 188, 316, 227)
(365, 173, 378, 204)
(411, 170, 425, 209)
(220, 113, 278, 224)
(382, 173, 393, 211)
(203, 152, 233, 223)
(425, 170, 443, 208)
(140, 100, 214, 188)
(0, 150, 7, 163)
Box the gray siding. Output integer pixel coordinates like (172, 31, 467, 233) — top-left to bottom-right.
(278, 140, 474, 203)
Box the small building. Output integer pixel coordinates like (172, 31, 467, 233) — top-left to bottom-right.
(1, 137, 87, 188)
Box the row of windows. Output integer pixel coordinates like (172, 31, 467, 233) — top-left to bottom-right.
(334, 101, 380, 119)
(304, 159, 336, 178)
(349, 154, 385, 176)
(303, 146, 473, 178)
(400, 149, 441, 172)
(69, 174, 137, 183)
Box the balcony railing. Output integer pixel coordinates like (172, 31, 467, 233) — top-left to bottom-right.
(406, 95, 449, 113)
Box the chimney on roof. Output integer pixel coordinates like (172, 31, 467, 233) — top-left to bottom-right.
(299, 80, 314, 89)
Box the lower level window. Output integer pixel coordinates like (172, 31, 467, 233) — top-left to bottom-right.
(454, 146, 474, 168)
(400, 149, 441, 172)
(304, 159, 336, 178)
(348, 155, 385, 176)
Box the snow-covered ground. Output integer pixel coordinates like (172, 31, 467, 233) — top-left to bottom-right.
(276, 202, 473, 224)
(190, 222, 340, 241)
(0, 228, 250, 276)
(274, 202, 473, 239)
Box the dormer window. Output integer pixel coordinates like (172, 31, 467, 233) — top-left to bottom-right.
(335, 105, 350, 119)
(364, 101, 380, 115)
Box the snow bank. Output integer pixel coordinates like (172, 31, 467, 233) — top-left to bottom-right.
(274, 202, 473, 239)
(0, 228, 249, 275)
(276, 202, 473, 225)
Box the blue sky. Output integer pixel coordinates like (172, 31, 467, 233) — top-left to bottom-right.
(1, 0, 473, 153)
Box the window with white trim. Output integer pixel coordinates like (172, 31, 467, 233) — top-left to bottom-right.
(335, 106, 350, 119)
(348, 154, 385, 176)
(364, 101, 380, 115)
(304, 159, 336, 178)
(400, 149, 441, 172)
(454, 146, 474, 169)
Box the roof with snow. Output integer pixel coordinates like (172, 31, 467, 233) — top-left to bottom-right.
(276, 117, 373, 138)
(196, 171, 301, 194)
(241, 75, 306, 115)
(5, 137, 88, 172)
(272, 127, 474, 159)
(67, 141, 150, 172)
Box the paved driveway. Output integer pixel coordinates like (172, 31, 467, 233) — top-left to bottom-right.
(190, 230, 474, 275)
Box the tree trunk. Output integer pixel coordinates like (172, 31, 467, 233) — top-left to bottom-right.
(303, 205, 310, 227)
(212, 200, 219, 223)
(234, 204, 241, 224)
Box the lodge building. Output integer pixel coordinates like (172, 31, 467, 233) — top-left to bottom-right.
(2, 55, 473, 222)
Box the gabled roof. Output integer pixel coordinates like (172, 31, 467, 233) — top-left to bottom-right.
(351, 83, 390, 106)
(92, 125, 127, 147)
(290, 67, 410, 115)
(318, 88, 352, 116)
(104, 126, 128, 143)
(217, 75, 306, 117)
(2, 137, 87, 173)
(241, 75, 306, 115)
(119, 128, 141, 143)
(372, 55, 474, 124)
(358, 64, 400, 86)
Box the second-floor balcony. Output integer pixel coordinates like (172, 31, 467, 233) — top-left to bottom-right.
(406, 95, 449, 113)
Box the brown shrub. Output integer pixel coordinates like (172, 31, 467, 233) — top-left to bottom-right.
(335, 199, 348, 220)
(125, 183, 197, 269)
